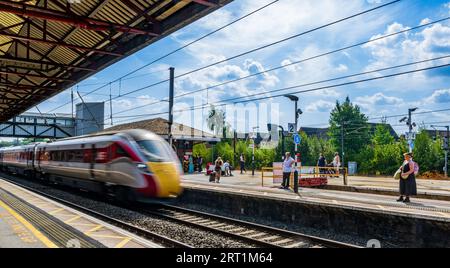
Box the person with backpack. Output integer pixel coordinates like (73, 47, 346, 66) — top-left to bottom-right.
(397, 152, 417, 203)
(214, 157, 224, 183)
(317, 153, 327, 174)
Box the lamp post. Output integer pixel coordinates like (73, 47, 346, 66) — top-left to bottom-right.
(284, 95, 302, 193)
(400, 107, 418, 153)
(431, 125, 449, 178)
(251, 126, 259, 176)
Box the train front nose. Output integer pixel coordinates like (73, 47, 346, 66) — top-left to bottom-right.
(147, 162, 182, 197)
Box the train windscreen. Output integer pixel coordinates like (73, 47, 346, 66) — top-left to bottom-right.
(136, 140, 174, 162)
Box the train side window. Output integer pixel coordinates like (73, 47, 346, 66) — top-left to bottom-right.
(74, 150, 84, 162)
(83, 149, 92, 163)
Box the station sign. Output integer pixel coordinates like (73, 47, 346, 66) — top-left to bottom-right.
(288, 123, 295, 134)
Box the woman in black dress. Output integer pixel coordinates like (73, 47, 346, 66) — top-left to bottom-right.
(397, 153, 417, 203)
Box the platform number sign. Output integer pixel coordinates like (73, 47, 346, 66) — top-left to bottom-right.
(288, 123, 295, 134)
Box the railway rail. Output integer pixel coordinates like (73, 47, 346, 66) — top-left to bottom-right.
(0, 175, 191, 248)
(145, 204, 360, 248)
(1, 172, 360, 248)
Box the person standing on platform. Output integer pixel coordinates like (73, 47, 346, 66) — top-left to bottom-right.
(198, 156, 203, 173)
(188, 155, 194, 174)
(215, 157, 224, 183)
(397, 153, 417, 203)
(317, 153, 327, 174)
(224, 160, 231, 176)
(332, 152, 341, 174)
(281, 152, 295, 189)
(239, 154, 246, 174)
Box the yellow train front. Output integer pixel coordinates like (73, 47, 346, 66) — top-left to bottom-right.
(1, 129, 183, 203)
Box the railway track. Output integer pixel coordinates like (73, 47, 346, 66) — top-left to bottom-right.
(145, 204, 360, 248)
(1, 172, 360, 248)
(0, 176, 191, 248)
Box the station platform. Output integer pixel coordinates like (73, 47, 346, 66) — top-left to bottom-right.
(0, 178, 159, 248)
(182, 173, 450, 221)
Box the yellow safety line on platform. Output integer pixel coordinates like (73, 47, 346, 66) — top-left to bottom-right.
(54, 213, 78, 218)
(49, 208, 65, 215)
(71, 222, 99, 227)
(64, 215, 81, 224)
(90, 234, 128, 239)
(114, 237, 132, 248)
(85, 225, 103, 235)
(0, 199, 58, 248)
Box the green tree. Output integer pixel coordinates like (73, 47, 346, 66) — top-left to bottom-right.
(215, 142, 234, 164)
(413, 130, 444, 172)
(193, 143, 212, 164)
(372, 125, 395, 145)
(307, 135, 336, 166)
(328, 96, 369, 167)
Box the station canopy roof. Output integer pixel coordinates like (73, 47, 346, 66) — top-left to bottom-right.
(0, 0, 231, 122)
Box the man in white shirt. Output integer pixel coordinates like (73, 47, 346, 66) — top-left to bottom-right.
(281, 152, 295, 189)
(223, 161, 231, 176)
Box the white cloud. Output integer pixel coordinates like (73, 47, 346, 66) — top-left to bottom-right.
(305, 100, 335, 113)
(174, 0, 384, 66)
(173, 59, 280, 104)
(336, 64, 349, 72)
(361, 20, 450, 92)
(420, 18, 431, 26)
(355, 93, 403, 112)
(424, 88, 450, 104)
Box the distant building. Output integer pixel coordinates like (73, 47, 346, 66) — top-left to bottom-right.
(424, 129, 449, 140)
(301, 123, 399, 140)
(106, 118, 220, 159)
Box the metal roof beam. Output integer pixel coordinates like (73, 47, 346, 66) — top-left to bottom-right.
(0, 31, 123, 57)
(188, 0, 218, 7)
(0, 82, 58, 91)
(0, 70, 74, 82)
(0, 1, 160, 36)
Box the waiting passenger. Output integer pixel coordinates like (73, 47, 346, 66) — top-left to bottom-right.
(397, 153, 417, 203)
(317, 153, 327, 174)
(214, 157, 223, 183)
(281, 152, 295, 189)
(224, 160, 233, 177)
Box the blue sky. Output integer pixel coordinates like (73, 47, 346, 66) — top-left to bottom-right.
(27, 0, 450, 136)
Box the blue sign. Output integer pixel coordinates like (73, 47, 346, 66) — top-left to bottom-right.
(293, 134, 301, 145)
(409, 140, 415, 150)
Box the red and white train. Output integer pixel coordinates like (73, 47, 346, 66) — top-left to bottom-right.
(0, 129, 183, 202)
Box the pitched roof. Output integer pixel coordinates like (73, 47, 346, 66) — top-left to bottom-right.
(106, 117, 220, 142)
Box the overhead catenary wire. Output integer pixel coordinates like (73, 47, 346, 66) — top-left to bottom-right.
(108, 61, 450, 127)
(111, 16, 450, 117)
(173, 16, 450, 100)
(43, 0, 401, 119)
(112, 55, 450, 119)
(43, 0, 281, 115)
(74, 0, 403, 120)
(114, 0, 401, 100)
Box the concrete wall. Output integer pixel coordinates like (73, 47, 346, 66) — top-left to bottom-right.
(177, 188, 450, 248)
